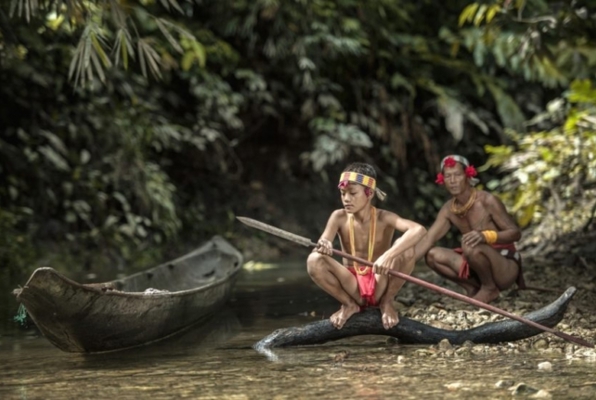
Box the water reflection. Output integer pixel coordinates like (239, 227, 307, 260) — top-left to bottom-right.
(1, 261, 595, 399)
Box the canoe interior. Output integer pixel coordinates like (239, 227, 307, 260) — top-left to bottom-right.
(104, 235, 242, 293)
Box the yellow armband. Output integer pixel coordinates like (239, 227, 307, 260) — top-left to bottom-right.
(482, 230, 498, 244)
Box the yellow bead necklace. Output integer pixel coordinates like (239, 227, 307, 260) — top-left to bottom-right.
(348, 207, 376, 275)
(450, 188, 477, 217)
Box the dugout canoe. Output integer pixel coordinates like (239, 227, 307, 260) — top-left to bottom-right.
(13, 236, 243, 354)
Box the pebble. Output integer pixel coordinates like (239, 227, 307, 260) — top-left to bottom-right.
(495, 379, 514, 388)
(444, 382, 464, 390)
(530, 390, 553, 399)
(538, 361, 553, 371)
(429, 320, 453, 330)
(511, 383, 539, 395)
(532, 339, 549, 350)
(455, 347, 471, 356)
(438, 339, 452, 351)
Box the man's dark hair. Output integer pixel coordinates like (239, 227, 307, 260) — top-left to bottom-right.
(343, 162, 377, 178)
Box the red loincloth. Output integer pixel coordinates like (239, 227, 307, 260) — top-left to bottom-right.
(454, 243, 526, 289)
(348, 266, 378, 306)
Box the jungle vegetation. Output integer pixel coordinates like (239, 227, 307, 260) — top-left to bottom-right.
(1, 0, 595, 274)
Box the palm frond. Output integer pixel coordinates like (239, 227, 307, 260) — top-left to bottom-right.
(154, 16, 195, 40)
(137, 38, 163, 80)
(158, 0, 184, 14)
(68, 24, 112, 86)
(113, 28, 134, 69)
(108, 0, 128, 28)
(154, 17, 183, 53)
(10, 0, 40, 23)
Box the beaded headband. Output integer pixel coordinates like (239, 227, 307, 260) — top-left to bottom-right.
(338, 172, 376, 190)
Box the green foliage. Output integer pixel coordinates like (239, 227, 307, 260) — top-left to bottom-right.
(484, 79, 596, 233)
(0, 208, 36, 271)
(457, 1, 596, 88)
(9, 0, 205, 85)
(2, 0, 596, 273)
(1, 0, 259, 272)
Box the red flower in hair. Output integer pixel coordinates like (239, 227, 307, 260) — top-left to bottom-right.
(435, 173, 445, 185)
(465, 165, 477, 178)
(443, 157, 457, 168)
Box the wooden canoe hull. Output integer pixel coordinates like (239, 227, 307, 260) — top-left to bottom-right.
(15, 236, 243, 353)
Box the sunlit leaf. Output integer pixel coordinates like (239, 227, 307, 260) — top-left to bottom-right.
(437, 96, 464, 142)
(40, 130, 68, 155)
(113, 29, 135, 69)
(518, 204, 535, 227)
(191, 40, 206, 68)
(473, 4, 487, 27)
(486, 82, 526, 132)
(38, 146, 70, 171)
(485, 5, 500, 24)
(458, 3, 479, 27)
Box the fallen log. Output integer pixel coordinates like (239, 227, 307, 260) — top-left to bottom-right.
(255, 287, 578, 350)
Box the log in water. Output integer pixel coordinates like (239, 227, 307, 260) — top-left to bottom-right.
(255, 287, 577, 350)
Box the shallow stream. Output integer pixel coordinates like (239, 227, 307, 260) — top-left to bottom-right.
(1, 261, 595, 399)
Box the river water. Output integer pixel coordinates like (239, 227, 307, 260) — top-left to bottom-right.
(1, 261, 595, 399)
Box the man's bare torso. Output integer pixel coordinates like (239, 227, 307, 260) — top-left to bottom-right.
(446, 190, 500, 234)
(334, 209, 395, 265)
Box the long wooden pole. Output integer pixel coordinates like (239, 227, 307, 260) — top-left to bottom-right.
(237, 216, 594, 348)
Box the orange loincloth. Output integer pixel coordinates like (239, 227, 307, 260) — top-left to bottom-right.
(454, 243, 526, 289)
(348, 266, 378, 307)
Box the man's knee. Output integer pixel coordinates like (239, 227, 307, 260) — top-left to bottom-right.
(425, 247, 440, 268)
(306, 252, 327, 277)
(461, 243, 482, 260)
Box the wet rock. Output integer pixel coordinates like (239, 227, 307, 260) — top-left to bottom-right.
(564, 344, 575, 355)
(444, 382, 464, 390)
(511, 383, 539, 395)
(495, 379, 514, 388)
(332, 350, 349, 363)
(532, 339, 549, 350)
(395, 296, 415, 307)
(538, 361, 553, 371)
(471, 345, 486, 354)
(428, 320, 453, 330)
(438, 339, 452, 351)
(530, 390, 553, 399)
(455, 346, 471, 356)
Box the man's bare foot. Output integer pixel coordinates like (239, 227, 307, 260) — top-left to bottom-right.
(472, 287, 500, 303)
(462, 283, 480, 297)
(379, 302, 399, 330)
(329, 303, 360, 329)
